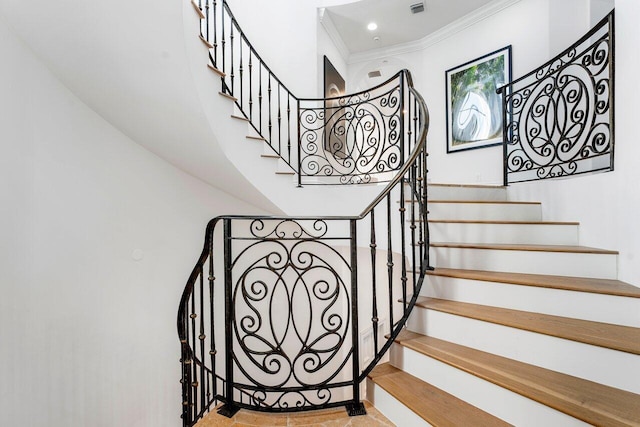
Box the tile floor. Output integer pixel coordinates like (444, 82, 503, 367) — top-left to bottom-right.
(195, 401, 394, 427)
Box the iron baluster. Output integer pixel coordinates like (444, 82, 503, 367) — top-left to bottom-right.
(212, 0, 217, 65)
(399, 178, 407, 316)
(296, 98, 301, 187)
(369, 210, 379, 355)
(229, 21, 234, 96)
(220, 6, 225, 79)
(386, 193, 394, 329)
(208, 231, 217, 401)
(239, 37, 243, 111)
(190, 283, 198, 418)
(268, 75, 272, 146)
(259, 64, 263, 134)
(219, 218, 239, 417)
(277, 83, 282, 157)
(287, 96, 291, 168)
(199, 270, 205, 412)
(409, 163, 417, 291)
(248, 51, 253, 122)
(608, 12, 616, 173)
(416, 103, 424, 275)
(347, 219, 365, 416)
(204, 1, 210, 50)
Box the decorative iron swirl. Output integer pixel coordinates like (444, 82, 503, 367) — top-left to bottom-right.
(299, 80, 405, 184)
(503, 16, 613, 183)
(231, 236, 352, 403)
(245, 387, 335, 410)
(249, 219, 329, 239)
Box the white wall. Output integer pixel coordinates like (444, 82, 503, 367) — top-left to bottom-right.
(0, 14, 268, 427)
(224, 0, 352, 99)
(225, 0, 322, 97)
(549, 0, 590, 56)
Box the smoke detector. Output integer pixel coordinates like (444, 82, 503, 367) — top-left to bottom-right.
(410, 2, 425, 14)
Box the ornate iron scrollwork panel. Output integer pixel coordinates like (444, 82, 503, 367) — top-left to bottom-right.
(501, 13, 614, 184)
(299, 82, 403, 185)
(229, 219, 353, 410)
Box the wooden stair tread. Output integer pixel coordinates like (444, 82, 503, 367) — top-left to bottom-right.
(429, 219, 579, 225)
(427, 182, 506, 189)
(230, 114, 249, 122)
(431, 242, 618, 254)
(246, 135, 266, 141)
(415, 297, 640, 354)
(275, 171, 295, 175)
(429, 200, 541, 205)
(427, 268, 640, 298)
(218, 91, 237, 101)
(190, 0, 205, 19)
(260, 154, 280, 159)
(393, 331, 640, 427)
(207, 64, 225, 77)
(368, 363, 511, 426)
(199, 34, 214, 49)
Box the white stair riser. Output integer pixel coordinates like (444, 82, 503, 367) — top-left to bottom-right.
(427, 185, 507, 201)
(429, 222, 579, 245)
(422, 275, 640, 327)
(407, 308, 640, 394)
(430, 246, 618, 279)
(428, 203, 542, 221)
(390, 345, 590, 427)
(366, 379, 431, 427)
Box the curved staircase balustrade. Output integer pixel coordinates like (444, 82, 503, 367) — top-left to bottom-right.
(195, 0, 416, 185)
(181, 1, 431, 425)
(177, 84, 430, 425)
(497, 11, 615, 185)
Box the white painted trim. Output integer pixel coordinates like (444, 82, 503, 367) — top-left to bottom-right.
(318, 8, 351, 62)
(407, 309, 640, 394)
(391, 345, 590, 427)
(348, 0, 523, 64)
(367, 378, 432, 427)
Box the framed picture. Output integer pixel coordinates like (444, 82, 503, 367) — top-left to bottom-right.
(445, 46, 512, 153)
(323, 56, 346, 156)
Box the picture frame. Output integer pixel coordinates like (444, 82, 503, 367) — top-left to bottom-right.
(445, 46, 512, 153)
(323, 56, 346, 156)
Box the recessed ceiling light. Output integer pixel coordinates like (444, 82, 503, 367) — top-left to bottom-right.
(367, 22, 378, 31)
(373, 36, 380, 42)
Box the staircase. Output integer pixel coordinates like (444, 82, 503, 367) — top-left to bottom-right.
(179, 2, 637, 425)
(367, 183, 640, 426)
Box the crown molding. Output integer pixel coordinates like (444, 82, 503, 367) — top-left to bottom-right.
(318, 8, 351, 62)
(347, 0, 522, 65)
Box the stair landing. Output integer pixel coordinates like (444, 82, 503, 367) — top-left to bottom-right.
(195, 401, 393, 426)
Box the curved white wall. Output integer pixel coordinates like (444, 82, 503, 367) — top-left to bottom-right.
(0, 13, 268, 426)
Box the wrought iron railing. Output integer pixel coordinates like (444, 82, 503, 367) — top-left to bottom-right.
(194, 0, 417, 185)
(181, 1, 431, 425)
(497, 11, 614, 185)
(177, 82, 430, 425)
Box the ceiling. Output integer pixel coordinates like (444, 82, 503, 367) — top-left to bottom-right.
(326, 0, 497, 53)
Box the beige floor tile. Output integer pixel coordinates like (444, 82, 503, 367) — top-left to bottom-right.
(195, 401, 394, 427)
